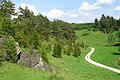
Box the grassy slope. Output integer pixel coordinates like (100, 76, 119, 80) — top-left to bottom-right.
(0, 62, 51, 80)
(76, 30, 120, 69)
(91, 46, 120, 69)
(48, 48, 120, 80)
(76, 30, 108, 46)
(0, 48, 120, 80)
(0, 30, 120, 80)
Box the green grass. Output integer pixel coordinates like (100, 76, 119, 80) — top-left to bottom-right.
(91, 46, 120, 69)
(0, 48, 120, 80)
(76, 30, 108, 46)
(76, 30, 120, 68)
(47, 48, 120, 80)
(0, 30, 120, 80)
(0, 62, 51, 80)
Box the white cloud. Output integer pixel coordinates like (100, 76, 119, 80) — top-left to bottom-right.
(41, 9, 64, 18)
(78, 10, 90, 16)
(79, 2, 101, 11)
(65, 10, 79, 17)
(17, 3, 38, 15)
(96, 0, 115, 5)
(115, 6, 120, 11)
(39, 0, 116, 23)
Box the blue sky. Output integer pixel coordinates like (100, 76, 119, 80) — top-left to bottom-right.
(12, 0, 120, 23)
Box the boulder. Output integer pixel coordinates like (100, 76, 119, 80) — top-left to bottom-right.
(18, 49, 56, 73)
(18, 49, 40, 67)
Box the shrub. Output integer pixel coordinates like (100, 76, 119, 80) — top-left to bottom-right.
(73, 42, 81, 57)
(66, 47, 71, 56)
(38, 47, 49, 63)
(66, 46, 73, 56)
(52, 43, 62, 58)
(3, 37, 17, 63)
(63, 46, 67, 54)
(82, 30, 89, 36)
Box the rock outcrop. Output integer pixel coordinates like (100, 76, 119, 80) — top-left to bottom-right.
(18, 49, 56, 73)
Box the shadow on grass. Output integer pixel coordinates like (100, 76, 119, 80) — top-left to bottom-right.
(112, 52, 120, 55)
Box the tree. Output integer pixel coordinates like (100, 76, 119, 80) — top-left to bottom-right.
(52, 43, 62, 58)
(111, 17, 118, 31)
(73, 42, 81, 57)
(38, 46, 48, 63)
(30, 30, 40, 49)
(66, 46, 72, 56)
(117, 18, 120, 28)
(52, 20, 75, 41)
(0, 18, 15, 36)
(3, 37, 17, 63)
(95, 18, 101, 30)
(0, 0, 15, 18)
(95, 14, 118, 33)
(117, 28, 120, 42)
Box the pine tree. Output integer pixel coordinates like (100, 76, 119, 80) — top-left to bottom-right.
(95, 18, 101, 30)
(0, 0, 15, 18)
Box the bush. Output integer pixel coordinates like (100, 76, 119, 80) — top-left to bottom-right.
(52, 43, 62, 58)
(3, 37, 17, 63)
(66, 46, 73, 56)
(29, 31, 40, 49)
(66, 47, 71, 56)
(38, 47, 49, 63)
(82, 30, 89, 36)
(73, 42, 81, 57)
(63, 46, 67, 54)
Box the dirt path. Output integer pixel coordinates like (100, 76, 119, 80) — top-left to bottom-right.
(85, 47, 120, 73)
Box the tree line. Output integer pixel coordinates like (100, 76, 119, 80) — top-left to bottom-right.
(95, 14, 120, 33)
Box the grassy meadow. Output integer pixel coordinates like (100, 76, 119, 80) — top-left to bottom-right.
(0, 48, 120, 80)
(0, 30, 120, 80)
(76, 30, 108, 46)
(91, 46, 120, 69)
(76, 30, 120, 69)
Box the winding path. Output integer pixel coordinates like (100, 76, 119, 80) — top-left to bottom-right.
(85, 47, 120, 73)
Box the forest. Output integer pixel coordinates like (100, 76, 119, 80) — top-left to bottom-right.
(0, 0, 80, 64)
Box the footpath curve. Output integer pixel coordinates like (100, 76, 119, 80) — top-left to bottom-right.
(85, 47, 120, 73)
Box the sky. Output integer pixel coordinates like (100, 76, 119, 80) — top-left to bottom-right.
(11, 0, 120, 23)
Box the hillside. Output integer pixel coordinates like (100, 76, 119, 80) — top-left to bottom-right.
(0, 0, 120, 80)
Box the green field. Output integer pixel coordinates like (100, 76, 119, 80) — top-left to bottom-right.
(0, 62, 51, 80)
(0, 48, 120, 80)
(91, 46, 120, 69)
(76, 30, 108, 46)
(0, 30, 120, 80)
(76, 30, 120, 69)
(48, 48, 120, 80)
